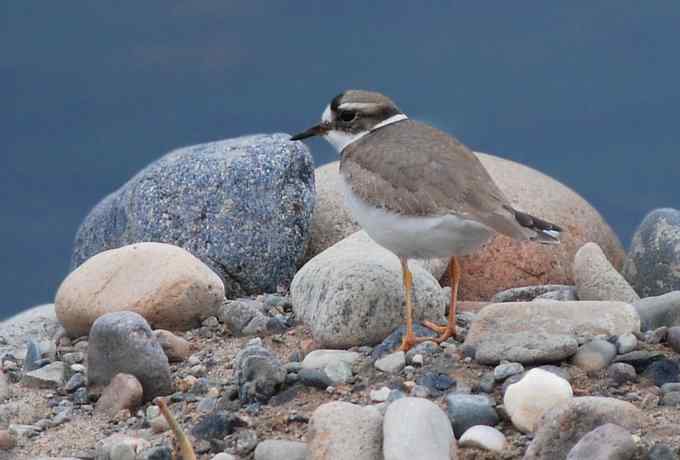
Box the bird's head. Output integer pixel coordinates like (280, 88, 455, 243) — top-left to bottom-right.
(290, 90, 407, 153)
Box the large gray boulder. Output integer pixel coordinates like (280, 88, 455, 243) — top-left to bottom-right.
(624, 208, 680, 297)
(72, 134, 315, 298)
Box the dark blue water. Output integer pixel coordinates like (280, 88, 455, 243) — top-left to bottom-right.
(3, 2, 680, 318)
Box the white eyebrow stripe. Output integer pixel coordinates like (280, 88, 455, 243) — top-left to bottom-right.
(337, 102, 379, 111)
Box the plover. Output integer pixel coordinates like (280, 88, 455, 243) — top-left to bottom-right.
(291, 90, 561, 351)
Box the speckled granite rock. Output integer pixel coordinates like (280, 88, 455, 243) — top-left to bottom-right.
(71, 134, 315, 298)
(292, 231, 445, 348)
(624, 208, 680, 297)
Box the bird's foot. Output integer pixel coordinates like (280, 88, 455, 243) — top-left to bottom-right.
(422, 320, 456, 343)
(398, 334, 434, 352)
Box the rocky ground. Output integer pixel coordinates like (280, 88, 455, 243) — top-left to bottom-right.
(2, 135, 680, 460)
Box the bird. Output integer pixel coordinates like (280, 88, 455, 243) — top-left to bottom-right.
(290, 90, 562, 351)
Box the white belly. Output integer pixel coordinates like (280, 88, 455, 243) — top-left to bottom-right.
(343, 180, 494, 258)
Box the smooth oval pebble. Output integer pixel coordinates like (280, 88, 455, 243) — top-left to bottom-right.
(459, 425, 507, 452)
(504, 368, 573, 433)
(383, 397, 454, 460)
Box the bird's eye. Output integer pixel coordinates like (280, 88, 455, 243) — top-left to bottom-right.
(339, 110, 356, 122)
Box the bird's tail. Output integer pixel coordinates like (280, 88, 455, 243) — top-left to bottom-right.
(509, 207, 562, 244)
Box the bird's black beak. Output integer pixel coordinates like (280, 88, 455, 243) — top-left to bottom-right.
(290, 123, 329, 141)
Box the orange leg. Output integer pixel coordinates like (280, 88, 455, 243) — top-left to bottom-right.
(398, 257, 434, 351)
(423, 256, 459, 342)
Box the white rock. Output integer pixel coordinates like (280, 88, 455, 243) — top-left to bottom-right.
(616, 333, 638, 354)
(459, 425, 507, 452)
(383, 397, 454, 460)
(291, 231, 445, 348)
(301, 350, 360, 369)
(307, 401, 382, 460)
(375, 351, 406, 374)
(212, 453, 237, 460)
(503, 368, 573, 433)
(370, 386, 392, 402)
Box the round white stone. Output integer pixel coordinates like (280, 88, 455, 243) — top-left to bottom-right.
(503, 367, 573, 433)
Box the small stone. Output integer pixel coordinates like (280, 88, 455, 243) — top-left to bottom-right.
(459, 425, 507, 452)
(254, 439, 307, 460)
(22, 337, 42, 372)
(494, 362, 524, 381)
(660, 391, 680, 406)
(95, 373, 143, 419)
(323, 360, 353, 385)
(234, 341, 286, 403)
(64, 372, 86, 392)
(375, 351, 406, 374)
(616, 333, 638, 354)
(88, 312, 172, 401)
(370, 386, 391, 402)
(504, 368, 573, 433)
(614, 350, 665, 372)
(191, 412, 246, 441)
(384, 397, 454, 460)
(61, 351, 84, 365)
(110, 443, 136, 460)
(405, 341, 438, 364)
(479, 373, 495, 393)
(299, 368, 333, 389)
(95, 434, 151, 460)
(416, 372, 456, 395)
(301, 349, 360, 369)
(565, 423, 635, 460)
(668, 327, 680, 353)
(642, 360, 680, 387)
(197, 397, 218, 413)
(661, 383, 680, 393)
(187, 354, 201, 366)
(73, 387, 89, 404)
(0, 429, 16, 449)
(225, 429, 258, 456)
(646, 327, 669, 344)
(524, 397, 646, 459)
(446, 393, 499, 438)
(647, 443, 679, 460)
(571, 339, 617, 372)
(410, 385, 430, 398)
(70, 363, 86, 373)
(307, 401, 382, 460)
(608, 363, 637, 385)
(492, 285, 576, 302)
(0, 372, 9, 401)
(21, 361, 66, 389)
(142, 446, 173, 460)
(153, 330, 194, 362)
(211, 454, 236, 460)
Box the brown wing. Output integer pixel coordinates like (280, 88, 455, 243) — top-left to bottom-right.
(340, 120, 529, 240)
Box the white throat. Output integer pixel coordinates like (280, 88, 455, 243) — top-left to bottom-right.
(321, 106, 408, 153)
